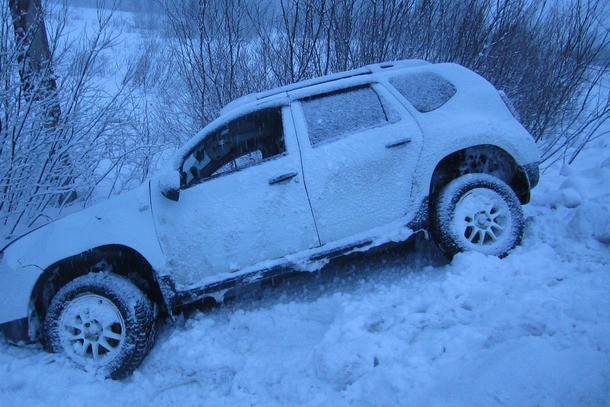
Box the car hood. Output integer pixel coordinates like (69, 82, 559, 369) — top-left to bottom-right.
(1, 183, 166, 272)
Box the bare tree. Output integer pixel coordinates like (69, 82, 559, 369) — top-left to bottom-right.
(161, 0, 259, 127)
(158, 0, 609, 167)
(0, 1, 143, 238)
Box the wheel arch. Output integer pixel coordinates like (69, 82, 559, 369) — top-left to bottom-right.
(429, 144, 531, 206)
(29, 244, 168, 339)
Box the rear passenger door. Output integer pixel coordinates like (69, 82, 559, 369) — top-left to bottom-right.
(291, 83, 423, 244)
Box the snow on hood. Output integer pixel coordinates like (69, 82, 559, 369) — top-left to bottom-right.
(1, 183, 165, 272)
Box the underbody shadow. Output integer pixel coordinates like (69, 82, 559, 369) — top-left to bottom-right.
(176, 232, 448, 319)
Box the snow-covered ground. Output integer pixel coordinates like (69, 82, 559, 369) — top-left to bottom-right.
(1, 4, 609, 406)
(1, 138, 609, 405)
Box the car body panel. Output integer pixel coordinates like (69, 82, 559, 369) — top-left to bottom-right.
(290, 83, 424, 244)
(150, 107, 320, 286)
(0, 186, 165, 325)
(0, 265, 42, 325)
(377, 63, 540, 199)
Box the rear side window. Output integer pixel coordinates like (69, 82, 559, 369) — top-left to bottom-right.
(300, 85, 399, 147)
(390, 72, 456, 113)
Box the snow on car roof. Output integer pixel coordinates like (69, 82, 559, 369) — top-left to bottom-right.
(220, 59, 430, 115)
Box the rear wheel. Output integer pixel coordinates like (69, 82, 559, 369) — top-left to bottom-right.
(42, 273, 155, 379)
(431, 173, 524, 258)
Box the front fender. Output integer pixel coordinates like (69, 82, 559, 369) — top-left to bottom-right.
(0, 185, 166, 329)
(3, 184, 166, 273)
(0, 264, 42, 325)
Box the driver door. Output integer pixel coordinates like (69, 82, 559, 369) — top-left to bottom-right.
(150, 106, 320, 286)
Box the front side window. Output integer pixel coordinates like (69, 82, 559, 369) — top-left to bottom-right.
(300, 85, 400, 147)
(181, 108, 285, 187)
(389, 71, 457, 113)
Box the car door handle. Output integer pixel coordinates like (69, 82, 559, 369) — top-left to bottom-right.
(385, 138, 411, 148)
(268, 172, 298, 185)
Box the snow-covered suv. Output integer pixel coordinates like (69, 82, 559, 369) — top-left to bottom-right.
(0, 60, 539, 378)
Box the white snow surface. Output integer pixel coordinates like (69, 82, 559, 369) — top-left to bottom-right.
(1, 140, 609, 405)
(1, 5, 608, 405)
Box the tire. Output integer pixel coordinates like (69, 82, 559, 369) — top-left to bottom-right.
(42, 273, 155, 379)
(431, 173, 524, 258)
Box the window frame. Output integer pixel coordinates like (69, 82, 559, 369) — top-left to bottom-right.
(180, 106, 288, 189)
(388, 71, 457, 113)
(297, 84, 401, 148)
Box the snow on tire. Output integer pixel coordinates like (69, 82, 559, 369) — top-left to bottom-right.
(431, 173, 524, 258)
(42, 272, 155, 379)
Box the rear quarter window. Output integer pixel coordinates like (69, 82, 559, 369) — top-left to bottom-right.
(389, 72, 457, 113)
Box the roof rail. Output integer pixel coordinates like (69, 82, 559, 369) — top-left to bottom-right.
(365, 59, 429, 72)
(220, 67, 371, 114)
(220, 59, 430, 114)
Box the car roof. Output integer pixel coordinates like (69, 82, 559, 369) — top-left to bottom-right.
(220, 59, 430, 115)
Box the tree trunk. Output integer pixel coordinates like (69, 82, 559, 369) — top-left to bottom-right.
(9, 0, 76, 205)
(9, 0, 60, 126)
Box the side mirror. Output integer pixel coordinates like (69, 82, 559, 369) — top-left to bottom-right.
(159, 171, 181, 202)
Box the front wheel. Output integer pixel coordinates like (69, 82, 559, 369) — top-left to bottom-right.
(42, 273, 156, 379)
(431, 173, 524, 258)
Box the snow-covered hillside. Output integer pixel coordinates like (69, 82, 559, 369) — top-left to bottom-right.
(0, 138, 608, 405)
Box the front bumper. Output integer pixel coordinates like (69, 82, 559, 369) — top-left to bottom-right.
(0, 258, 43, 342)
